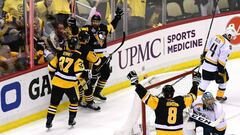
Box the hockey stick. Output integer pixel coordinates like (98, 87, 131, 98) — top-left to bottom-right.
(171, 66, 199, 86)
(110, 31, 126, 55)
(188, 111, 225, 128)
(95, 31, 126, 72)
(197, 0, 219, 72)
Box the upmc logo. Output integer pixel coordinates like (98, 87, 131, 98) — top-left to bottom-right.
(1, 82, 21, 112)
(226, 17, 240, 45)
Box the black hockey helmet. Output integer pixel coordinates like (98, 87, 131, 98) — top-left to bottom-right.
(67, 37, 78, 50)
(91, 14, 101, 21)
(78, 31, 90, 43)
(162, 85, 175, 99)
(91, 13, 101, 28)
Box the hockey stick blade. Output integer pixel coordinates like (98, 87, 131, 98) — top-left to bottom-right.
(189, 112, 215, 127)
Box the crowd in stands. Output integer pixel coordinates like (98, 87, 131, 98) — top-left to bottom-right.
(0, 0, 239, 77)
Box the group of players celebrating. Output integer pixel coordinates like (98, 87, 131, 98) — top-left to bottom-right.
(44, 4, 237, 134)
(46, 7, 123, 128)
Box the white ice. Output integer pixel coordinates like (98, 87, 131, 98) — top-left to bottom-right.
(2, 58, 240, 135)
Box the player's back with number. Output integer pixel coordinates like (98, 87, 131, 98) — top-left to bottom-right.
(49, 50, 85, 88)
(156, 96, 186, 127)
(203, 35, 232, 72)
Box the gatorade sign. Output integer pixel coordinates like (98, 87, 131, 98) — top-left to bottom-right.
(226, 17, 240, 45)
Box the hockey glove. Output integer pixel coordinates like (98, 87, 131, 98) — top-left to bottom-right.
(127, 70, 139, 85)
(95, 56, 111, 72)
(81, 69, 92, 81)
(192, 71, 201, 85)
(115, 7, 124, 18)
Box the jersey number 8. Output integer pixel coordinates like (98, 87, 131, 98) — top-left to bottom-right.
(168, 107, 177, 124)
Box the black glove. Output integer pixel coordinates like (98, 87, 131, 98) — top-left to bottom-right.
(127, 70, 139, 85)
(95, 56, 111, 72)
(81, 69, 92, 81)
(67, 16, 76, 26)
(192, 71, 201, 85)
(115, 7, 124, 18)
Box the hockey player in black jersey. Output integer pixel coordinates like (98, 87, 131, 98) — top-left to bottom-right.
(127, 71, 201, 135)
(81, 7, 124, 101)
(46, 37, 90, 128)
(76, 31, 110, 111)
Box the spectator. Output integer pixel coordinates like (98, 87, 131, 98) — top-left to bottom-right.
(2, 0, 28, 19)
(228, 0, 240, 11)
(195, 0, 220, 16)
(0, 60, 9, 76)
(35, 0, 53, 22)
(50, 0, 71, 27)
(49, 22, 68, 52)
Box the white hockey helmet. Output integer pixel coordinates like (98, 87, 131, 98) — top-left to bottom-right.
(225, 24, 238, 40)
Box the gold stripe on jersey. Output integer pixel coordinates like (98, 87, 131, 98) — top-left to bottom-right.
(96, 53, 105, 58)
(197, 88, 205, 96)
(81, 27, 89, 31)
(218, 59, 226, 66)
(205, 57, 217, 65)
(52, 76, 78, 88)
(49, 105, 57, 109)
(184, 93, 196, 107)
(146, 95, 159, 110)
(49, 56, 58, 68)
(87, 51, 100, 63)
(156, 129, 183, 135)
(216, 125, 227, 131)
(216, 35, 225, 44)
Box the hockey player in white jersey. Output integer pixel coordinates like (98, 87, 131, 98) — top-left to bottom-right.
(191, 92, 226, 135)
(197, 24, 237, 102)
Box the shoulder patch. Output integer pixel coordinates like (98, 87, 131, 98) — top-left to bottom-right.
(216, 35, 225, 44)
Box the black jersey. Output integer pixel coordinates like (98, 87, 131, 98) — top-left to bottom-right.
(48, 50, 85, 88)
(81, 24, 111, 51)
(135, 84, 196, 132)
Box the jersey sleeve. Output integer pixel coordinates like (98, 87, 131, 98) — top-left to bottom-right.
(48, 55, 58, 72)
(135, 84, 159, 110)
(74, 58, 85, 79)
(183, 93, 196, 108)
(217, 45, 231, 73)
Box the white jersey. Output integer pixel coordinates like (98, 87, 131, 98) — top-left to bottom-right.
(202, 35, 232, 72)
(191, 98, 226, 130)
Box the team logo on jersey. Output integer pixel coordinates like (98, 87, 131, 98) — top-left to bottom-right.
(226, 17, 240, 45)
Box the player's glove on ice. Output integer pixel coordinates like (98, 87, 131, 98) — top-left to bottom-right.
(127, 70, 139, 85)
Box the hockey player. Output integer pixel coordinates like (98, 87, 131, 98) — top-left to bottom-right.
(191, 92, 226, 135)
(46, 37, 90, 128)
(77, 31, 110, 111)
(127, 71, 201, 135)
(81, 7, 124, 101)
(198, 24, 237, 102)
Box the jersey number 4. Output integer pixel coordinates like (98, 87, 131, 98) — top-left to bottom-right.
(210, 43, 218, 57)
(168, 107, 177, 124)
